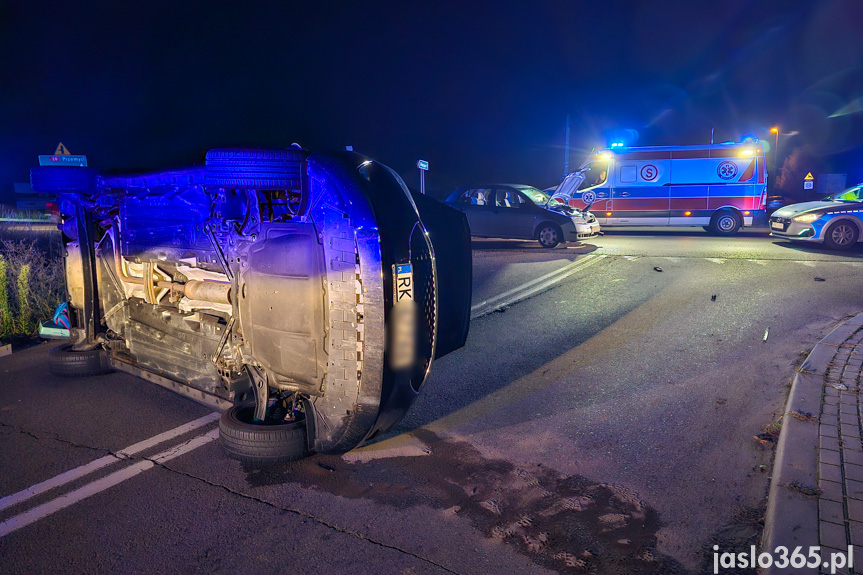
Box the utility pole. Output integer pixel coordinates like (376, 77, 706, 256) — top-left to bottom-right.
(563, 114, 571, 179)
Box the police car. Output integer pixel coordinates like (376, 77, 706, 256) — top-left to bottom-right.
(769, 184, 863, 250)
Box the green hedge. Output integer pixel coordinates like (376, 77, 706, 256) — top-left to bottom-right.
(0, 240, 65, 341)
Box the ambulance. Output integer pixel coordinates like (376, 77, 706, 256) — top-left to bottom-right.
(552, 141, 768, 234)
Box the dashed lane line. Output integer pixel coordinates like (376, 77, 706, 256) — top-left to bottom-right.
(0, 429, 219, 538)
(470, 254, 607, 319)
(0, 412, 219, 513)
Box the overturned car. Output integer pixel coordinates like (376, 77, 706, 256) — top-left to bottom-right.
(32, 148, 471, 463)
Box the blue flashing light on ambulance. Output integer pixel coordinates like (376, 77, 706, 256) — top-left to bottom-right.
(551, 140, 768, 235)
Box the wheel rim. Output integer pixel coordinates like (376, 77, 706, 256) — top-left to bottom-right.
(539, 227, 558, 246)
(717, 215, 736, 232)
(831, 224, 855, 246)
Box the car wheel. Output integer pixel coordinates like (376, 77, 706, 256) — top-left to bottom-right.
(823, 220, 860, 250)
(48, 343, 113, 377)
(218, 404, 310, 465)
(537, 223, 562, 248)
(709, 210, 741, 235)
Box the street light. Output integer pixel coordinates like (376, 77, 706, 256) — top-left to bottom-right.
(770, 127, 779, 194)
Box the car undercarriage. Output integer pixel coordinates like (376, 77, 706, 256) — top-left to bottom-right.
(32, 148, 472, 463)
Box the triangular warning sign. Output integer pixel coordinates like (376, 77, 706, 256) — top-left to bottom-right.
(804, 172, 814, 181)
(54, 142, 70, 155)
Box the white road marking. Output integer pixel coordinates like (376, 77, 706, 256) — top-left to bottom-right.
(470, 255, 606, 319)
(705, 258, 726, 264)
(797, 261, 818, 267)
(0, 429, 218, 538)
(746, 259, 768, 265)
(623, 255, 640, 261)
(0, 412, 219, 513)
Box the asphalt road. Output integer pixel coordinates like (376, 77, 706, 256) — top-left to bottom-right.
(2, 227, 862, 574)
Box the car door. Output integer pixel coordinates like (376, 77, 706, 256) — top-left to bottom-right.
(485, 188, 536, 239)
(451, 188, 493, 236)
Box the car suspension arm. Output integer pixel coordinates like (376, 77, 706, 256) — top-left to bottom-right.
(245, 365, 269, 422)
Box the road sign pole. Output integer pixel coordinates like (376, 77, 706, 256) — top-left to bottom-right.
(417, 159, 429, 194)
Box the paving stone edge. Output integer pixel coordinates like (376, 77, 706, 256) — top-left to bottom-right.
(761, 313, 863, 575)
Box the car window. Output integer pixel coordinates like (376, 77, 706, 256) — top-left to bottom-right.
(494, 188, 520, 208)
(826, 186, 863, 202)
(519, 188, 550, 205)
(578, 161, 610, 190)
(458, 188, 492, 205)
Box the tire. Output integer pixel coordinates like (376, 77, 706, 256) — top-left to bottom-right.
(204, 148, 307, 168)
(709, 210, 741, 235)
(218, 404, 310, 465)
(30, 167, 96, 193)
(823, 220, 860, 250)
(202, 171, 303, 189)
(537, 223, 562, 248)
(48, 343, 113, 377)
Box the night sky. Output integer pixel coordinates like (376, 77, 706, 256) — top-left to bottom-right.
(2, 0, 863, 197)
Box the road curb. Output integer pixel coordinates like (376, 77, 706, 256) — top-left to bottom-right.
(761, 313, 863, 574)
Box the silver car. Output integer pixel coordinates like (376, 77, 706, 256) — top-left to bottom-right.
(769, 185, 863, 250)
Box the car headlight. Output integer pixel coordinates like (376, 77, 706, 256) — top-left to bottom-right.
(792, 213, 820, 223)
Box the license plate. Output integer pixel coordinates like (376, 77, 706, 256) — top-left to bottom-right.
(770, 221, 783, 230)
(390, 263, 416, 370)
(394, 263, 413, 302)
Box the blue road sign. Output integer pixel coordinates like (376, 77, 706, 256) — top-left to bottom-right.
(38, 155, 88, 167)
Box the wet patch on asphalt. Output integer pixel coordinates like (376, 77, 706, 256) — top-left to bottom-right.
(699, 506, 764, 575)
(242, 430, 685, 574)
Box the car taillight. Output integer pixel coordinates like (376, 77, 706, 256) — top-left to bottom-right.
(760, 189, 767, 209)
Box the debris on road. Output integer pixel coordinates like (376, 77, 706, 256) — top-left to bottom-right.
(814, 277, 826, 282)
(653, 266, 663, 272)
(754, 433, 776, 444)
(833, 383, 848, 391)
(710, 294, 717, 301)
(715, 398, 727, 405)
(755, 421, 782, 444)
(789, 410, 816, 423)
(784, 481, 821, 497)
(763, 327, 769, 342)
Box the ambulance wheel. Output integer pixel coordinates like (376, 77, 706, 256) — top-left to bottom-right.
(709, 210, 741, 235)
(537, 223, 562, 248)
